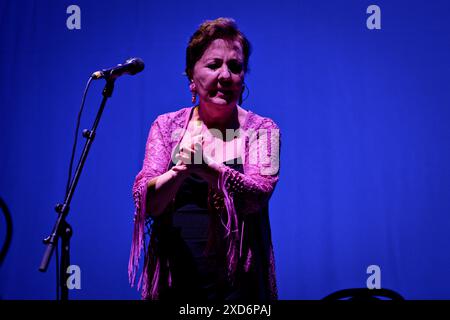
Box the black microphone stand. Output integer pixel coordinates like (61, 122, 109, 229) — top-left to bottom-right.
(39, 78, 116, 300)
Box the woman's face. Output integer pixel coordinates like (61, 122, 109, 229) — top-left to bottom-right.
(191, 38, 245, 110)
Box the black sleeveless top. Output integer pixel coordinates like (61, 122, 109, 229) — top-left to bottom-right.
(165, 158, 246, 301)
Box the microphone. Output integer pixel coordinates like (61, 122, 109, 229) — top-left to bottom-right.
(91, 57, 145, 80)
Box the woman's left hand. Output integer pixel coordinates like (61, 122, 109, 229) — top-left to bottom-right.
(176, 134, 214, 164)
(175, 135, 222, 186)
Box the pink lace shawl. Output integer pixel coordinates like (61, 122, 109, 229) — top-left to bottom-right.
(128, 106, 280, 300)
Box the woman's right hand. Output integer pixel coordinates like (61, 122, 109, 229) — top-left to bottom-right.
(176, 134, 204, 166)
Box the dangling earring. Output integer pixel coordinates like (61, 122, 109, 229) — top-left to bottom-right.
(190, 80, 197, 105)
(239, 83, 249, 105)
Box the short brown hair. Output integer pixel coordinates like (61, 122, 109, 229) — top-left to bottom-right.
(185, 17, 251, 80)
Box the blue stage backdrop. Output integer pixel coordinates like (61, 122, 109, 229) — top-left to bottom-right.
(1, 0, 450, 299)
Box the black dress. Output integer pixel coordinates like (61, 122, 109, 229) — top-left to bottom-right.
(160, 158, 253, 301)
